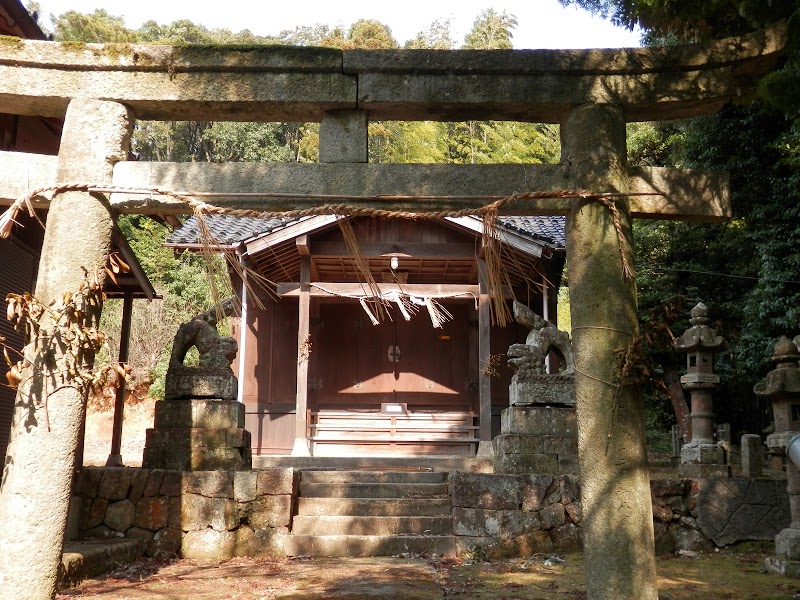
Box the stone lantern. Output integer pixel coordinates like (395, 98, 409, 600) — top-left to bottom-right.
(756, 336, 800, 577)
(673, 302, 727, 477)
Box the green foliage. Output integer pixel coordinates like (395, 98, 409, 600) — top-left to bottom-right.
(463, 9, 517, 49)
(627, 122, 683, 166)
(405, 20, 455, 49)
(52, 9, 137, 43)
(558, 0, 797, 39)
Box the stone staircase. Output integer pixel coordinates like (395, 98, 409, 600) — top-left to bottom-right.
(285, 470, 456, 557)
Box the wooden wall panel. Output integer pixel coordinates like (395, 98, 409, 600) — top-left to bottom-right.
(240, 301, 298, 455)
(0, 238, 39, 464)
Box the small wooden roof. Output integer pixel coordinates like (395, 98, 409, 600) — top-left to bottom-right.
(166, 214, 565, 290)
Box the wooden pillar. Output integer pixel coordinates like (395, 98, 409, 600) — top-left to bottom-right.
(292, 255, 311, 456)
(0, 98, 133, 599)
(542, 274, 553, 374)
(562, 104, 657, 600)
(236, 270, 248, 403)
(476, 258, 493, 457)
(106, 291, 134, 466)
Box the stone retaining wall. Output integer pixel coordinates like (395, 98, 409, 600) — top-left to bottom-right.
(77, 468, 789, 560)
(450, 473, 790, 558)
(77, 467, 295, 559)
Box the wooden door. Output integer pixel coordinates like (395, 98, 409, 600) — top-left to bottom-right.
(314, 303, 471, 410)
(311, 301, 475, 455)
(393, 303, 471, 410)
(313, 303, 395, 410)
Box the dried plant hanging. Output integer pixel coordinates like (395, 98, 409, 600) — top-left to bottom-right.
(3, 268, 128, 430)
(2, 184, 649, 326)
(337, 217, 388, 320)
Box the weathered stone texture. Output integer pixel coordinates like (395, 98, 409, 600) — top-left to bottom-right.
(126, 526, 155, 547)
(147, 527, 182, 558)
(128, 469, 149, 504)
(104, 499, 135, 533)
(509, 378, 575, 407)
(234, 471, 258, 502)
(539, 503, 566, 530)
(696, 478, 790, 546)
(248, 495, 293, 529)
(134, 496, 170, 531)
(76, 467, 296, 561)
(234, 526, 288, 558)
(450, 472, 522, 510)
(319, 109, 368, 163)
(165, 372, 237, 402)
(97, 468, 134, 501)
(184, 471, 235, 497)
(494, 406, 578, 475)
(78, 468, 103, 498)
(521, 474, 554, 511)
(741, 434, 764, 478)
(182, 494, 239, 532)
(84, 498, 108, 530)
(143, 470, 164, 497)
(256, 469, 296, 496)
(182, 529, 237, 560)
(453, 507, 540, 539)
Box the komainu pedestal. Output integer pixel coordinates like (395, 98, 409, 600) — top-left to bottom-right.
(494, 302, 577, 475)
(143, 301, 251, 471)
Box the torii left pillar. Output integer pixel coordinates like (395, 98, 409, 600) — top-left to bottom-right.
(562, 104, 658, 600)
(0, 99, 133, 600)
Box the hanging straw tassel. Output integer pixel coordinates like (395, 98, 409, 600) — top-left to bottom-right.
(359, 298, 380, 326)
(0, 206, 21, 239)
(425, 297, 453, 329)
(481, 200, 514, 326)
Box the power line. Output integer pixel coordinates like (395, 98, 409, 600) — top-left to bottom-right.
(641, 265, 800, 286)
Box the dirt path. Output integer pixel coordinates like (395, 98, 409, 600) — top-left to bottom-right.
(56, 547, 800, 600)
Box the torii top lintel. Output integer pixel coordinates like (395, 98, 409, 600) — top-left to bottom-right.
(0, 20, 786, 123)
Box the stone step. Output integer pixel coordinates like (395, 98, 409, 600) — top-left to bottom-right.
(285, 534, 456, 557)
(296, 496, 452, 517)
(252, 455, 494, 473)
(299, 482, 449, 499)
(291, 515, 453, 536)
(301, 470, 448, 484)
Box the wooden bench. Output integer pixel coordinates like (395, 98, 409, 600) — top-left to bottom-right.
(309, 410, 479, 453)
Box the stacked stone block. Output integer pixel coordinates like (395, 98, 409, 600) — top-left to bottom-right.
(142, 398, 251, 471)
(450, 471, 582, 558)
(450, 472, 789, 558)
(77, 467, 295, 559)
(493, 401, 578, 475)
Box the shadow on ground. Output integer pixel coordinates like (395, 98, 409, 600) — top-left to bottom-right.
(55, 546, 800, 600)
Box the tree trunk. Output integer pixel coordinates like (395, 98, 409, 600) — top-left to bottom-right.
(665, 366, 691, 442)
(0, 99, 133, 600)
(562, 104, 658, 600)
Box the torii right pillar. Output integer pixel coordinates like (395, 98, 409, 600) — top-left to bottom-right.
(562, 104, 658, 600)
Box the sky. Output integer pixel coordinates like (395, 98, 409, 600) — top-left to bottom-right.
(31, 0, 642, 50)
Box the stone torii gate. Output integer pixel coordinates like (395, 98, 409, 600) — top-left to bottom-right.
(0, 22, 786, 600)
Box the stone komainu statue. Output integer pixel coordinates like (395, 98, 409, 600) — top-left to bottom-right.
(507, 300, 574, 378)
(169, 298, 237, 373)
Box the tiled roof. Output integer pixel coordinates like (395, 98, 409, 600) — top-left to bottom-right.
(498, 216, 566, 249)
(165, 214, 291, 247)
(166, 214, 566, 251)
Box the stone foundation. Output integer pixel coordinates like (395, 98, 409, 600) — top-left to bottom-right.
(77, 467, 295, 559)
(451, 474, 790, 558)
(493, 406, 578, 475)
(143, 399, 251, 471)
